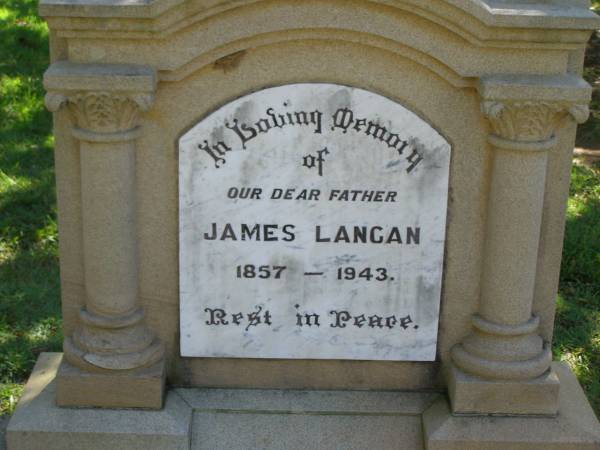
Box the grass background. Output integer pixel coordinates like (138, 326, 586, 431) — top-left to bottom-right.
(0, 0, 598, 418)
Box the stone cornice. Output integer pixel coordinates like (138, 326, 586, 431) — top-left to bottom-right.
(44, 62, 157, 92)
(38, 0, 600, 28)
(38, 0, 599, 47)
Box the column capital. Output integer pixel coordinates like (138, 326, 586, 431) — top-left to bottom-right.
(44, 61, 156, 138)
(478, 74, 591, 148)
(481, 100, 588, 143)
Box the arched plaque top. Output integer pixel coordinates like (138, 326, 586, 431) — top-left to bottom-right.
(179, 83, 451, 361)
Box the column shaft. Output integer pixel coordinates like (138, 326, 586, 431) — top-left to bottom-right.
(480, 148, 548, 325)
(80, 140, 138, 317)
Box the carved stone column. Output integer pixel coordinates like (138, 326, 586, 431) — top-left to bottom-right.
(448, 75, 591, 415)
(44, 62, 165, 409)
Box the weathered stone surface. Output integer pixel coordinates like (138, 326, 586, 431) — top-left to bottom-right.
(447, 364, 560, 415)
(183, 381, 437, 449)
(8, 355, 600, 449)
(37, 1, 600, 41)
(176, 387, 440, 415)
(424, 362, 600, 450)
(8, 353, 439, 450)
(56, 358, 166, 409)
(44, 61, 156, 93)
(191, 413, 422, 450)
(181, 358, 442, 391)
(6, 354, 191, 450)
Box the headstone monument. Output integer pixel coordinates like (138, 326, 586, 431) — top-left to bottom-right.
(6, 0, 600, 449)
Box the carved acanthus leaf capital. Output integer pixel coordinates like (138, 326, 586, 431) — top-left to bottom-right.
(45, 90, 154, 134)
(481, 100, 589, 143)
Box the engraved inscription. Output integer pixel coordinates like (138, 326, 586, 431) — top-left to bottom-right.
(179, 84, 451, 361)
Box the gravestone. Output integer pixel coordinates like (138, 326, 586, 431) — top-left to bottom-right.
(6, 1, 600, 449)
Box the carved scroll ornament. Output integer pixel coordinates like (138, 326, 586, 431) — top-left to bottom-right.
(45, 91, 154, 134)
(481, 100, 589, 143)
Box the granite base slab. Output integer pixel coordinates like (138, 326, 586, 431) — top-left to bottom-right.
(6, 354, 600, 450)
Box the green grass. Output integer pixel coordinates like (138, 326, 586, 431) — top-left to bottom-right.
(554, 160, 600, 415)
(0, 0, 62, 416)
(554, 281, 600, 415)
(0, 0, 598, 419)
(578, 1, 600, 149)
(577, 28, 600, 149)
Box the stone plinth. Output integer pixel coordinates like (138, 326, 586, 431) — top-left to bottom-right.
(6, 353, 600, 450)
(425, 363, 600, 450)
(6, 354, 190, 450)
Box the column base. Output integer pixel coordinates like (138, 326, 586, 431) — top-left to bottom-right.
(425, 363, 600, 450)
(56, 357, 166, 409)
(65, 307, 165, 372)
(447, 363, 560, 415)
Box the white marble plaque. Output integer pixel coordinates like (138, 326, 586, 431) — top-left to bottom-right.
(179, 84, 450, 361)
